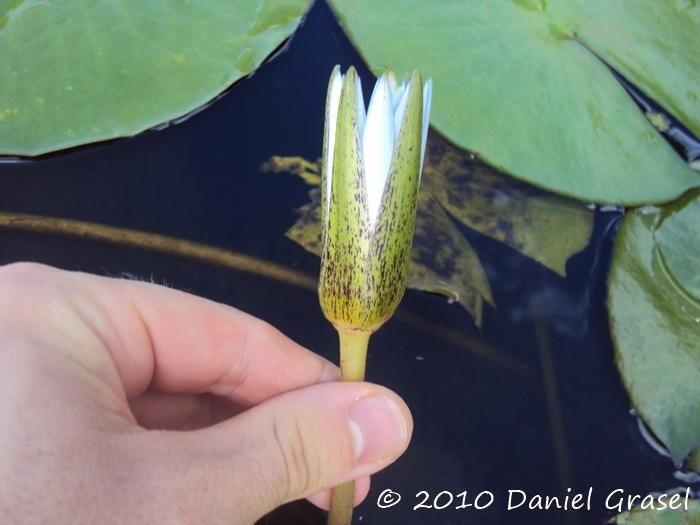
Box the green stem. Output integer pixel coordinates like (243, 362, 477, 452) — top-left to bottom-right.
(327, 328, 371, 525)
(337, 328, 370, 382)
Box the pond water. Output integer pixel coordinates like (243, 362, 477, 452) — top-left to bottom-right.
(0, 2, 691, 524)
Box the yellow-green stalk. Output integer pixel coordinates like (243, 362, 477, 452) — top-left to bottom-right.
(319, 65, 431, 525)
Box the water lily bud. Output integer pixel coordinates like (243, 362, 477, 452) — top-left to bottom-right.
(319, 65, 432, 333)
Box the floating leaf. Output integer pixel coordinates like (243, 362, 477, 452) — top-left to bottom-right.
(612, 497, 700, 525)
(328, 0, 700, 204)
(552, 1, 700, 139)
(608, 190, 700, 464)
(690, 447, 700, 474)
(0, 0, 311, 155)
(265, 130, 593, 325)
(657, 194, 700, 301)
(618, 75, 700, 175)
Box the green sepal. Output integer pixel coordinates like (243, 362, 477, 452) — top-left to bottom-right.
(365, 71, 423, 326)
(319, 66, 374, 330)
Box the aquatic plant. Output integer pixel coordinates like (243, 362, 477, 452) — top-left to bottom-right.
(318, 65, 431, 525)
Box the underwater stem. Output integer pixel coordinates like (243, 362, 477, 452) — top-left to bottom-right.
(327, 329, 371, 525)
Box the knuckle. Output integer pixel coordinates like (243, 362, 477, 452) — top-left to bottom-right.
(0, 261, 47, 279)
(0, 262, 50, 326)
(0, 261, 44, 295)
(271, 412, 325, 499)
(0, 261, 62, 294)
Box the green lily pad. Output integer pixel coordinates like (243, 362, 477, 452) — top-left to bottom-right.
(328, 0, 699, 204)
(550, 1, 700, 139)
(608, 190, 700, 464)
(0, 0, 310, 156)
(612, 497, 700, 525)
(657, 194, 700, 301)
(689, 447, 700, 474)
(264, 130, 593, 326)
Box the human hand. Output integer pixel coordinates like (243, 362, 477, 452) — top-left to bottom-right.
(0, 263, 412, 524)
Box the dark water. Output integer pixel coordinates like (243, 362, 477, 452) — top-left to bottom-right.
(0, 2, 691, 524)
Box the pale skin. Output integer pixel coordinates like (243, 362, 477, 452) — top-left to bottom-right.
(0, 263, 412, 524)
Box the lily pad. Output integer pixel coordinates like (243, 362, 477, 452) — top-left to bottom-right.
(608, 190, 700, 464)
(612, 497, 700, 525)
(328, 0, 700, 204)
(690, 447, 700, 474)
(0, 0, 310, 155)
(264, 130, 593, 325)
(657, 194, 700, 301)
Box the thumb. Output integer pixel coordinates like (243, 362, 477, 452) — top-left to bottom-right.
(146, 382, 412, 524)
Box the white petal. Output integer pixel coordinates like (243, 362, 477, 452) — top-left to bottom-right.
(387, 70, 399, 93)
(362, 75, 396, 225)
(324, 70, 343, 216)
(392, 82, 409, 136)
(419, 78, 432, 175)
(355, 73, 366, 139)
(391, 84, 405, 113)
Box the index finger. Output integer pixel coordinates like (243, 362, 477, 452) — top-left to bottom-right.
(0, 263, 337, 403)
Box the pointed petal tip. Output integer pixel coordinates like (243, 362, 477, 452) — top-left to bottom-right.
(386, 70, 399, 92)
(328, 65, 343, 87)
(327, 69, 344, 113)
(372, 71, 387, 90)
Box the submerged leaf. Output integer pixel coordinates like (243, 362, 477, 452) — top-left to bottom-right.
(285, 185, 323, 258)
(608, 190, 700, 464)
(265, 130, 593, 325)
(409, 193, 493, 327)
(0, 0, 311, 155)
(261, 156, 321, 186)
(424, 133, 593, 277)
(328, 0, 700, 204)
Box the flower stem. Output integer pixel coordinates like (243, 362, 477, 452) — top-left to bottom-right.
(337, 328, 370, 382)
(327, 329, 371, 525)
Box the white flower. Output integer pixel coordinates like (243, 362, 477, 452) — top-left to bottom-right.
(323, 67, 432, 226)
(319, 66, 432, 332)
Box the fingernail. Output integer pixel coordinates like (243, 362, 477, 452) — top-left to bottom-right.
(348, 394, 408, 464)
